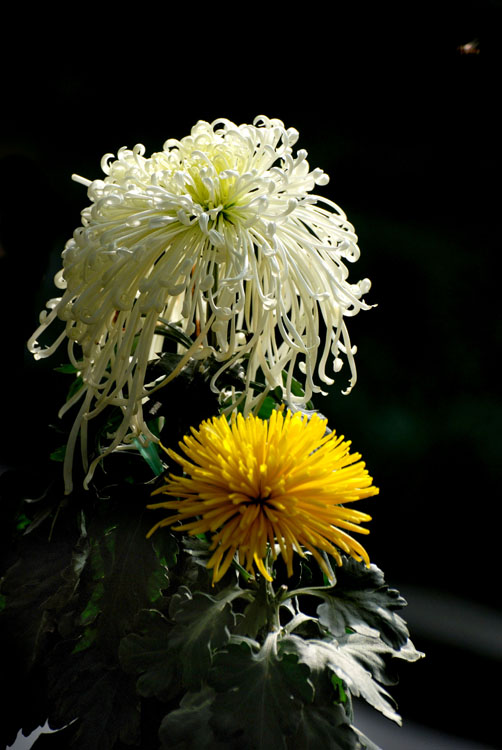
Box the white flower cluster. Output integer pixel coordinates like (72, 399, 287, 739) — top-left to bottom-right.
(29, 116, 372, 492)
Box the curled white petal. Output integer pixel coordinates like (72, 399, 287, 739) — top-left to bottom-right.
(28, 116, 374, 492)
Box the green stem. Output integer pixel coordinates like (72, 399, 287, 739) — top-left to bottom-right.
(232, 559, 254, 582)
(279, 584, 334, 605)
(264, 549, 285, 632)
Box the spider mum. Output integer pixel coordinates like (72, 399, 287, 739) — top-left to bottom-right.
(147, 409, 378, 583)
(28, 116, 372, 492)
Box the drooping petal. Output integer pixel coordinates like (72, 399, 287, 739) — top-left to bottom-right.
(28, 117, 373, 492)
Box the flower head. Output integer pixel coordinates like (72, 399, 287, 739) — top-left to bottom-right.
(147, 409, 378, 583)
(28, 116, 372, 492)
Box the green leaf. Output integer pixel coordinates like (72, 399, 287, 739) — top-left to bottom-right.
(47, 646, 140, 749)
(290, 702, 361, 750)
(159, 687, 231, 750)
(67, 376, 84, 402)
(15, 512, 32, 531)
(119, 609, 179, 700)
(0, 524, 89, 748)
(182, 535, 213, 567)
(54, 363, 79, 374)
(50, 445, 66, 462)
(209, 634, 312, 749)
(152, 528, 179, 569)
(257, 396, 277, 419)
(352, 727, 383, 750)
(133, 437, 165, 476)
(331, 673, 348, 704)
(336, 631, 423, 687)
(280, 634, 402, 724)
(30, 722, 80, 748)
(168, 587, 238, 689)
(68, 506, 169, 657)
(233, 582, 270, 639)
(0, 536, 78, 659)
(92, 509, 169, 650)
(282, 370, 305, 398)
(316, 558, 411, 649)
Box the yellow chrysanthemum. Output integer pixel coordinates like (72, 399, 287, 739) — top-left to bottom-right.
(147, 409, 378, 583)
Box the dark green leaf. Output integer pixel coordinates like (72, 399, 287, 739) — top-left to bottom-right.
(67, 376, 84, 402)
(133, 437, 164, 476)
(209, 635, 312, 749)
(168, 588, 238, 689)
(31, 722, 80, 748)
(0, 537, 76, 663)
(151, 529, 179, 570)
(317, 558, 411, 649)
(0, 511, 91, 748)
(50, 445, 66, 462)
(290, 703, 361, 750)
(233, 582, 270, 639)
(282, 371, 305, 398)
(92, 510, 168, 650)
(257, 396, 277, 419)
(15, 512, 32, 530)
(54, 363, 79, 374)
(119, 609, 179, 700)
(47, 646, 140, 750)
(182, 535, 213, 567)
(159, 687, 231, 750)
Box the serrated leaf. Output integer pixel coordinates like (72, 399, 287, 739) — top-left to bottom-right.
(338, 632, 423, 687)
(119, 609, 179, 699)
(168, 588, 237, 689)
(280, 634, 401, 724)
(159, 687, 230, 750)
(0, 515, 92, 748)
(233, 580, 270, 639)
(152, 529, 179, 569)
(352, 727, 383, 750)
(47, 646, 140, 750)
(30, 722, 80, 748)
(182, 535, 213, 567)
(209, 635, 313, 749)
(317, 558, 411, 649)
(0, 537, 75, 658)
(291, 702, 361, 750)
(91, 509, 168, 651)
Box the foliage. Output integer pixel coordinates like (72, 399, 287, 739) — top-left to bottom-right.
(0, 355, 423, 749)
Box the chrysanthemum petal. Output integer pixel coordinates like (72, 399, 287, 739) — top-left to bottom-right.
(29, 117, 373, 493)
(148, 410, 378, 582)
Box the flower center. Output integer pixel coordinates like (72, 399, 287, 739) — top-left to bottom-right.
(171, 143, 274, 239)
(249, 493, 271, 506)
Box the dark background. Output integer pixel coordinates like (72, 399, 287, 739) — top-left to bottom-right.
(1, 2, 501, 747)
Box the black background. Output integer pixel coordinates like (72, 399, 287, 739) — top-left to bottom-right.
(1, 2, 501, 747)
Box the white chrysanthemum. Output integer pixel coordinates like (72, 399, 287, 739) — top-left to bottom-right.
(29, 116, 372, 492)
